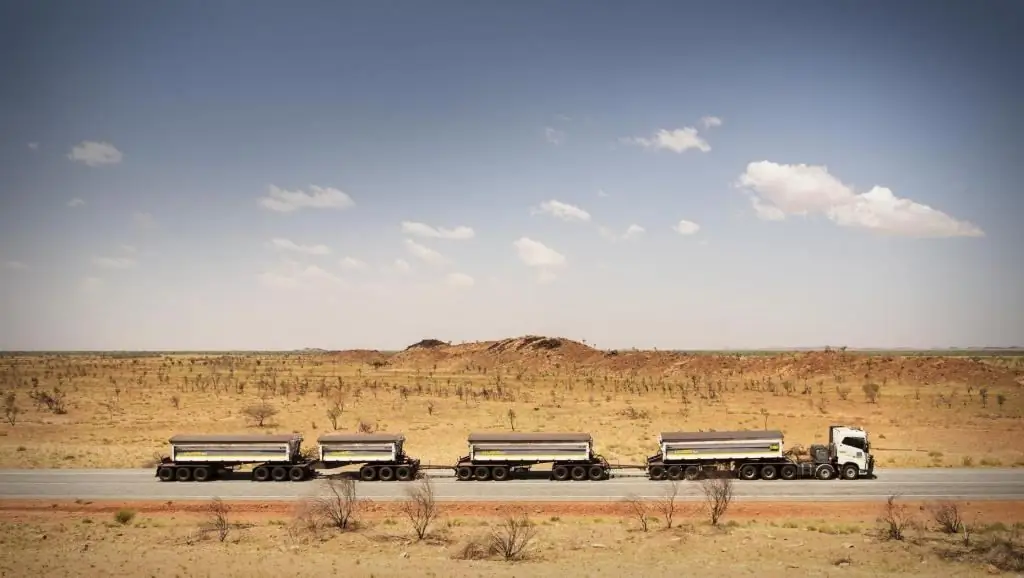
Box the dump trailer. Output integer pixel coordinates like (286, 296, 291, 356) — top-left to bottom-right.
(455, 432, 610, 481)
(317, 432, 420, 482)
(645, 425, 874, 481)
(156, 433, 311, 482)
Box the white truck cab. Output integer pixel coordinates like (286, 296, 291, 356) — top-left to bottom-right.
(829, 425, 875, 479)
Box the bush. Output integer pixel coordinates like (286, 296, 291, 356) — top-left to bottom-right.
(114, 509, 136, 525)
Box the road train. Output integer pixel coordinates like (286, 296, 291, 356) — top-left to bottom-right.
(156, 424, 875, 483)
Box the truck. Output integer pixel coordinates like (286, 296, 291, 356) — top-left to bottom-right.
(645, 425, 874, 481)
(156, 433, 311, 482)
(317, 432, 420, 482)
(454, 432, 611, 481)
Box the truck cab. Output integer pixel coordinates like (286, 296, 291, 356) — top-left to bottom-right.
(829, 425, 875, 479)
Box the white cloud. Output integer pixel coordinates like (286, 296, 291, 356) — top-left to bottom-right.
(67, 198, 86, 208)
(404, 239, 447, 265)
(390, 259, 412, 273)
(259, 263, 348, 290)
(132, 212, 157, 229)
(258, 185, 355, 213)
(737, 161, 984, 238)
(269, 238, 331, 255)
(597, 189, 610, 198)
(674, 219, 701, 235)
(4, 261, 27, 270)
(514, 237, 566, 269)
(544, 126, 566, 145)
(532, 199, 591, 222)
(68, 141, 123, 167)
(339, 256, 368, 270)
(400, 221, 475, 240)
(600, 224, 646, 241)
(622, 127, 711, 153)
(445, 272, 475, 288)
(93, 256, 136, 269)
(700, 116, 723, 128)
(28, 142, 39, 151)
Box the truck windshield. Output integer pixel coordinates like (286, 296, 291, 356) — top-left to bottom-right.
(841, 436, 867, 451)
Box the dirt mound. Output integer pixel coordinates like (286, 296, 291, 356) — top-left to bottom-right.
(405, 338, 450, 350)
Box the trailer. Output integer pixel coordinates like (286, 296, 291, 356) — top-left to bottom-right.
(317, 432, 420, 482)
(645, 425, 875, 481)
(454, 432, 610, 481)
(156, 433, 311, 482)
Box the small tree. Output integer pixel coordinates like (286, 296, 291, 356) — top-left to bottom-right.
(316, 478, 363, 530)
(326, 403, 343, 430)
(879, 494, 912, 540)
(3, 392, 19, 426)
(656, 480, 681, 529)
(242, 402, 277, 427)
(862, 383, 880, 404)
(208, 497, 231, 542)
(489, 508, 538, 561)
(507, 408, 517, 431)
(401, 477, 439, 540)
(625, 495, 651, 532)
(929, 500, 963, 534)
(700, 476, 733, 526)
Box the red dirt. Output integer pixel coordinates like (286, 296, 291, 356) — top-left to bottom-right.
(3, 499, 1023, 524)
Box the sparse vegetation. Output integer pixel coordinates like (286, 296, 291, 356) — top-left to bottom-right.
(625, 495, 652, 532)
(114, 509, 135, 525)
(489, 508, 538, 561)
(315, 478, 364, 531)
(401, 477, 439, 540)
(880, 494, 914, 541)
(700, 476, 733, 526)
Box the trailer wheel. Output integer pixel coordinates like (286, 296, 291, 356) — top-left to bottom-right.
(175, 467, 192, 482)
(193, 466, 211, 482)
(271, 466, 288, 481)
(648, 465, 666, 481)
(491, 465, 510, 481)
(841, 464, 859, 480)
(396, 465, 414, 481)
(552, 465, 570, 481)
(588, 465, 605, 481)
(288, 466, 307, 481)
(683, 465, 701, 481)
(376, 466, 395, 482)
(360, 465, 378, 481)
(474, 466, 491, 481)
(157, 466, 175, 482)
(253, 466, 270, 482)
(456, 465, 473, 481)
(760, 465, 778, 480)
(780, 464, 797, 480)
(738, 464, 759, 480)
(666, 465, 683, 480)
(815, 464, 835, 480)
(571, 465, 588, 481)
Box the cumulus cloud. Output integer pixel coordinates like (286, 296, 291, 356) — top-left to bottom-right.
(339, 256, 368, 270)
(67, 198, 86, 208)
(445, 272, 475, 288)
(600, 223, 646, 241)
(532, 199, 591, 222)
(622, 127, 711, 153)
(28, 142, 39, 151)
(674, 219, 701, 235)
(401, 221, 475, 240)
(544, 126, 566, 145)
(93, 256, 136, 269)
(68, 141, 123, 167)
(269, 238, 331, 255)
(258, 184, 355, 213)
(404, 239, 447, 265)
(700, 116, 723, 128)
(390, 258, 412, 273)
(259, 263, 348, 290)
(514, 237, 566, 283)
(737, 161, 984, 238)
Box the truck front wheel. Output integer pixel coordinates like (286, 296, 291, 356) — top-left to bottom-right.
(841, 464, 859, 480)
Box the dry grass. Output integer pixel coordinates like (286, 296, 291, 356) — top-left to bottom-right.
(2, 506, 1023, 577)
(0, 339, 1022, 469)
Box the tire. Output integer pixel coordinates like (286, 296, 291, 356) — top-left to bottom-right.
(492, 466, 510, 481)
(738, 464, 759, 480)
(588, 465, 605, 481)
(157, 466, 175, 482)
(271, 466, 288, 481)
(667, 465, 683, 480)
(175, 467, 192, 482)
(841, 464, 859, 480)
(648, 465, 666, 481)
(760, 465, 778, 480)
(289, 466, 306, 481)
(571, 465, 588, 481)
(815, 464, 835, 480)
(253, 466, 270, 482)
(378, 466, 395, 481)
(780, 464, 797, 480)
(360, 465, 378, 481)
(683, 465, 700, 481)
(396, 466, 414, 481)
(552, 465, 570, 481)
(193, 466, 211, 482)
(456, 465, 473, 481)
(474, 466, 491, 481)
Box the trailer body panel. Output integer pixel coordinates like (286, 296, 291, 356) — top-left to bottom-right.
(466, 432, 594, 463)
(316, 433, 408, 465)
(660, 430, 785, 462)
(169, 434, 302, 464)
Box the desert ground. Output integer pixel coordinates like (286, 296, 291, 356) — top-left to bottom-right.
(1, 336, 1023, 469)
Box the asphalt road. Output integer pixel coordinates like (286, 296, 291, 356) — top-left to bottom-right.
(1, 468, 1022, 502)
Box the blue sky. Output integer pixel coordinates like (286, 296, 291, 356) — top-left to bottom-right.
(1, 1, 1022, 350)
